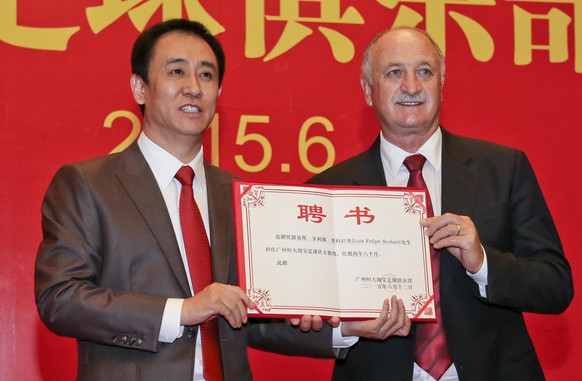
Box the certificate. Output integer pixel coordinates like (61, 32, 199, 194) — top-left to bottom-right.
(233, 181, 436, 321)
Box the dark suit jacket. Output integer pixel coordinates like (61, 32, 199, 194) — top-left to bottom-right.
(35, 141, 326, 381)
(306, 129, 573, 381)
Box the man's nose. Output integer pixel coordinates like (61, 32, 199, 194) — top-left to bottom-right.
(183, 75, 202, 98)
(400, 74, 421, 94)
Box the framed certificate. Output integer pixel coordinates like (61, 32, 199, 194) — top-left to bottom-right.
(233, 181, 436, 321)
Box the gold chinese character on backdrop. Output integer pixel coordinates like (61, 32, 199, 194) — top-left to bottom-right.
(245, 0, 364, 62)
(510, 0, 580, 73)
(377, 0, 495, 62)
(86, 0, 224, 34)
(0, 0, 80, 51)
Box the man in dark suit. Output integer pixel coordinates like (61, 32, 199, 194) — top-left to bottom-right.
(303, 27, 573, 381)
(34, 19, 322, 381)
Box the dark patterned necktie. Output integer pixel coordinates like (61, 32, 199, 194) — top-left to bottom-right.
(404, 154, 452, 380)
(175, 166, 224, 381)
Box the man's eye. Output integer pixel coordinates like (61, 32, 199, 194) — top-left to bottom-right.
(418, 68, 434, 78)
(199, 72, 214, 80)
(169, 69, 183, 75)
(387, 69, 403, 78)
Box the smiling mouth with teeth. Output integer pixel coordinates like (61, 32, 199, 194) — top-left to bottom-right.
(181, 105, 201, 112)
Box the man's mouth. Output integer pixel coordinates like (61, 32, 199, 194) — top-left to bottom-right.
(180, 105, 201, 113)
(397, 101, 422, 106)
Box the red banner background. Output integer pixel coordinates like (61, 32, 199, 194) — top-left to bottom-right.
(1, 1, 580, 380)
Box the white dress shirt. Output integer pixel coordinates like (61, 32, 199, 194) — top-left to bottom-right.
(334, 128, 489, 381)
(137, 132, 209, 380)
(382, 128, 488, 380)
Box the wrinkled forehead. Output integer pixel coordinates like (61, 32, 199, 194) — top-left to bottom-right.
(372, 29, 441, 69)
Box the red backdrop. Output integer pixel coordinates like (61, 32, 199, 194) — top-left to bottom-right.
(1, 1, 580, 380)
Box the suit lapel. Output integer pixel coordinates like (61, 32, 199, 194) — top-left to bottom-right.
(206, 163, 233, 284)
(354, 138, 388, 186)
(116, 143, 192, 295)
(440, 130, 480, 295)
(441, 130, 479, 217)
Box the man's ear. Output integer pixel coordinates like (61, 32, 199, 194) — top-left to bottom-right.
(130, 74, 146, 105)
(360, 76, 373, 106)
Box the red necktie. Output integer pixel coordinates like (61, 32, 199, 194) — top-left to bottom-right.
(175, 166, 224, 381)
(403, 154, 452, 380)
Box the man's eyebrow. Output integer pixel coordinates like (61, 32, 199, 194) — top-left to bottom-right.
(387, 60, 434, 67)
(416, 60, 435, 67)
(166, 57, 188, 65)
(165, 58, 217, 71)
(199, 60, 217, 71)
(381, 62, 404, 71)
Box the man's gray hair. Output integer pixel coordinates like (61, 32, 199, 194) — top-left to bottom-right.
(361, 27, 446, 85)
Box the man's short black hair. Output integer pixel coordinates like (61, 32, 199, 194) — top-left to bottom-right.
(131, 18, 225, 87)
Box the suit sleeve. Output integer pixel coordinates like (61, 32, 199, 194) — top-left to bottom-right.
(477, 151, 573, 314)
(34, 164, 167, 352)
(247, 318, 336, 358)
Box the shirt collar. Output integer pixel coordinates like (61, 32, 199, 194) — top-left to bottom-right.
(380, 127, 443, 176)
(137, 132, 206, 192)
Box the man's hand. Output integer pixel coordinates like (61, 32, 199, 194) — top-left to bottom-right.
(341, 296, 411, 339)
(180, 283, 253, 328)
(288, 315, 340, 332)
(421, 213, 484, 274)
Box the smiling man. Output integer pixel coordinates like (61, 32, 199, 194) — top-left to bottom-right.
(360, 28, 444, 152)
(35, 19, 316, 381)
(304, 27, 573, 381)
(130, 28, 222, 164)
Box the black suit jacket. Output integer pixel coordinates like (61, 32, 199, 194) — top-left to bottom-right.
(35, 141, 327, 381)
(307, 129, 573, 381)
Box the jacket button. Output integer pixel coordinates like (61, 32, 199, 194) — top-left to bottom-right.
(113, 335, 128, 344)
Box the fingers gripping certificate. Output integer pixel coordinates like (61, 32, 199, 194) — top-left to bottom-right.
(233, 181, 436, 321)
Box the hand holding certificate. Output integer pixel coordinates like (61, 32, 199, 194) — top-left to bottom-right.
(233, 181, 436, 321)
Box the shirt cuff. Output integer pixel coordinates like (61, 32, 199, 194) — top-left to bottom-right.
(332, 322, 359, 348)
(466, 246, 488, 298)
(158, 298, 184, 343)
